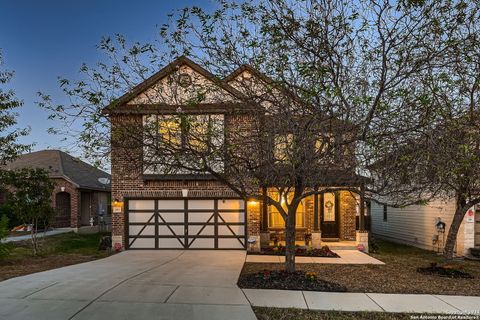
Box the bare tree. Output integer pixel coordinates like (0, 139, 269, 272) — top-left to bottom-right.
(370, 1, 480, 259)
(40, 0, 459, 271)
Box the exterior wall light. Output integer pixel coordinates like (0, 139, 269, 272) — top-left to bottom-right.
(182, 189, 189, 198)
(112, 199, 124, 213)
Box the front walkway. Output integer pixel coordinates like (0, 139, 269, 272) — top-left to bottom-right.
(246, 250, 384, 264)
(3, 228, 74, 243)
(243, 289, 480, 314)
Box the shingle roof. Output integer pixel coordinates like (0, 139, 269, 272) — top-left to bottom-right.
(4, 150, 111, 191)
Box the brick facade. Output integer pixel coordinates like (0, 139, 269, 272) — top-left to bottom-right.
(110, 113, 359, 247)
(51, 178, 80, 228)
(108, 59, 359, 248)
(51, 178, 110, 229)
(110, 114, 240, 246)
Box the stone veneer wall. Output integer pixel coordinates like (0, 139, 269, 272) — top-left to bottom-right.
(339, 191, 357, 241)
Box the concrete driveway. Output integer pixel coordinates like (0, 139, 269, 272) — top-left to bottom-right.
(0, 250, 256, 320)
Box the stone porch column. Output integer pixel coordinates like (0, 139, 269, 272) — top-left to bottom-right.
(356, 184, 369, 252)
(247, 198, 261, 252)
(260, 187, 270, 248)
(312, 190, 322, 248)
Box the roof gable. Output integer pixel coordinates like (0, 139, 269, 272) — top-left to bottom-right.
(106, 56, 244, 112)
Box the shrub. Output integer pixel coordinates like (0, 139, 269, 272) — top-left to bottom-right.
(0, 203, 21, 229)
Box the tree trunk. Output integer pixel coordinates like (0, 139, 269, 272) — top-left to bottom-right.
(285, 206, 296, 272)
(443, 195, 467, 260)
(31, 218, 38, 256)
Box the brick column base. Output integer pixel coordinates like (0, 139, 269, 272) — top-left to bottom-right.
(247, 235, 261, 252)
(260, 232, 270, 248)
(312, 232, 322, 248)
(356, 230, 369, 253)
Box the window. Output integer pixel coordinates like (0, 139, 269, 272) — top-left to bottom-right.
(268, 191, 305, 228)
(383, 205, 388, 221)
(186, 114, 224, 152)
(143, 114, 224, 174)
(273, 134, 294, 162)
(187, 115, 210, 152)
(158, 116, 181, 147)
(315, 133, 335, 153)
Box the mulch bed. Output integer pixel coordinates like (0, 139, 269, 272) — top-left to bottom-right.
(417, 262, 474, 279)
(249, 245, 339, 258)
(239, 258, 480, 296)
(238, 269, 347, 291)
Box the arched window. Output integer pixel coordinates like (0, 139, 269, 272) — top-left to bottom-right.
(55, 192, 71, 227)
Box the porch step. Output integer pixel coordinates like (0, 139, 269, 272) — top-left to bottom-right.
(321, 240, 358, 250)
(324, 245, 358, 250)
(322, 238, 340, 242)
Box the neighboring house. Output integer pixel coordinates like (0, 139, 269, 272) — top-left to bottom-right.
(371, 200, 480, 256)
(106, 56, 368, 251)
(2, 150, 111, 230)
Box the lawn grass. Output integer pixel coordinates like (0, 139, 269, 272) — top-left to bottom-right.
(239, 239, 480, 296)
(0, 232, 112, 281)
(253, 307, 420, 320)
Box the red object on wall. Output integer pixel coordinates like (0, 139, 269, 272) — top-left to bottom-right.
(114, 242, 123, 252)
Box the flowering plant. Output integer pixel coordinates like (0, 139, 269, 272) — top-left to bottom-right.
(305, 272, 317, 282)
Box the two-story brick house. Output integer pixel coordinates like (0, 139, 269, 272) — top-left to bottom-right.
(105, 56, 368, 251)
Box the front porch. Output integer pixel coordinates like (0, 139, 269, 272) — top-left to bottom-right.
(246, 188, 370, 252)
(246, 249, 383, 264)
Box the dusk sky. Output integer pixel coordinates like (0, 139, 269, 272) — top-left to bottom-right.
(0, 0, 211, 159)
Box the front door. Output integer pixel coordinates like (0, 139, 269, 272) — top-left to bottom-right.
(321, 192, 339, 239)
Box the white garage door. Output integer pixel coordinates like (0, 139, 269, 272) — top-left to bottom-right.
(126, 198, 246, 249)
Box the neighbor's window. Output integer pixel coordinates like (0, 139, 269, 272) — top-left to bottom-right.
(268, 191, 305, 228)
(383, 204, 388, 221)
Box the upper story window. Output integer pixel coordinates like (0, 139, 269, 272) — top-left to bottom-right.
(158, 116, 182, 147)
(273, 134, 294, 162)
(187, 115, 215, 152)
(315, 133, 335, 154)
(144, 114, 224, 174)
